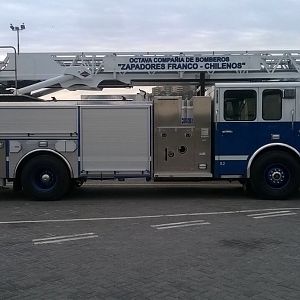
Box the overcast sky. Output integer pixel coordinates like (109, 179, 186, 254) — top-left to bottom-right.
(1, 0, 300, 53)
(1, 0, 299, 99)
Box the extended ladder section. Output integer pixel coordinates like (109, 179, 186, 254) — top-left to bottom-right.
(1, 50, 300, 95)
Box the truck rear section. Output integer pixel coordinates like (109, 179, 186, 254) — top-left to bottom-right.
(0, 101, 152, 199)
(0, 96, 214, 200)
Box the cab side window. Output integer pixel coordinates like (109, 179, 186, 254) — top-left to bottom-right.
(262, 89, 282, 120)
(224, 90, 257, 121)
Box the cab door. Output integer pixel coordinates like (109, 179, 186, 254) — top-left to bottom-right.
(215, 87, 258, 177)
(258, 88, 296, 145)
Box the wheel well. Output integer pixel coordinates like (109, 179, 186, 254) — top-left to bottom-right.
(248, 145, 300, 178)
(14, 151, 73, 191)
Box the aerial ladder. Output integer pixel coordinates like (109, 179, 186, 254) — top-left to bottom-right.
(1, 48, 300, 96)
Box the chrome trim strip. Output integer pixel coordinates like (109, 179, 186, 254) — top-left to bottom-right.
(220, 175, 243, 179)
(215, 155, 248, 161)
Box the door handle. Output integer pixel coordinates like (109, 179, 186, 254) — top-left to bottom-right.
(221, 130, 233, 134)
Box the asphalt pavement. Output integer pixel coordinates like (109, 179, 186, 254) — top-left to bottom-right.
(0, 182, 299, 299)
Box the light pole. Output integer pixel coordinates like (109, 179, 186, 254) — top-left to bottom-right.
(10, 23, 26, 54)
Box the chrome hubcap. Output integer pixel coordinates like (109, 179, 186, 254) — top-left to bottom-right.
(268, 168, 285, 184)
(41, 174, 51, 183)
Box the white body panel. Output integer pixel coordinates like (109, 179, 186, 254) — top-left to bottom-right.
(0, 104, 77, 136)
(80, 103, 151, 174)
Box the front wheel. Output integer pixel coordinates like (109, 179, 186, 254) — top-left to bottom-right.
(250, 151, 300, 200)
(21, 155, 71, 200)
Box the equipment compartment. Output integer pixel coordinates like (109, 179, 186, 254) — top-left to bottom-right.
(154, 96, 212, 178)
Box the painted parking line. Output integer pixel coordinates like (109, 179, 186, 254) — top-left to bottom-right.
(0, 207, 299, 225)
(252, 213, 297, 219)
(151, 220, 210, 230)
(247, 210, 297, 219)
(33, 232, 98, 245)
(247, 210, 291, 217)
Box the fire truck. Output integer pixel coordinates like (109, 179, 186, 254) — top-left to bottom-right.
(1, 46, 300, 200)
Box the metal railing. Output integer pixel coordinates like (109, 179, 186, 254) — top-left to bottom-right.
(0, 46, 17, 94)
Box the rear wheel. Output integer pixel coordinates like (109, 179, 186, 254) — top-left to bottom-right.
(21, 155, 71, 200)
(250, 151, 300, 199)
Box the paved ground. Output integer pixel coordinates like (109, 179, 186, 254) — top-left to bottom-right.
(0, 182, 300, 299)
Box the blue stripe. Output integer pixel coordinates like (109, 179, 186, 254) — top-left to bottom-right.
(214, 160, 247, 177)
(214, 121, 300, 177)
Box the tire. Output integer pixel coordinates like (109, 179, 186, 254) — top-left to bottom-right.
(73, 178, 85, 188)
(244, 180, 253, 196)
(250, 150, 300, 200)
(21, 155, 71, 200)
(13, 179, 21, 192)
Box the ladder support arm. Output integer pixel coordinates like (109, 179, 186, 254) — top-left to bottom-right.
(17, 74, 74, 95)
